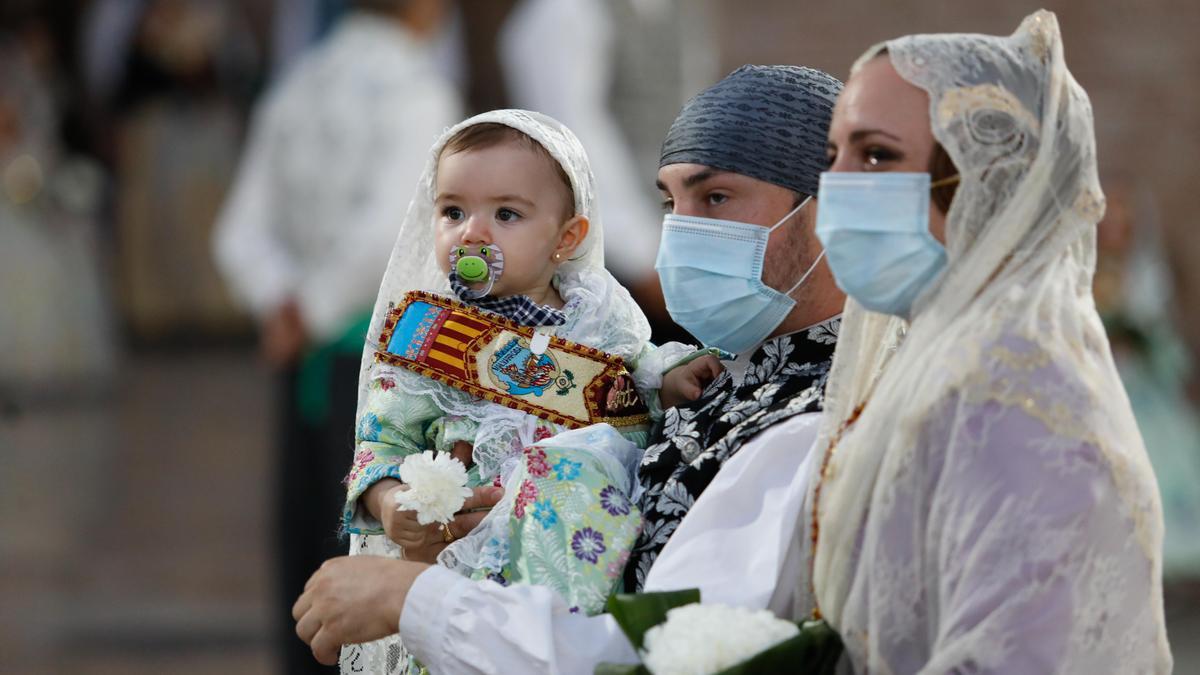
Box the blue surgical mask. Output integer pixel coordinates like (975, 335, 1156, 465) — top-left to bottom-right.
(815, 172, 947, 318)
(655, 197, 824, 354)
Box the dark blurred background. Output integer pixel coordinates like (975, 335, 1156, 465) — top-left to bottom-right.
(1, 0, 1198, 673)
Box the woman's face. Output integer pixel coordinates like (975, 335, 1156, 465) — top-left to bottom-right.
(826, 55, 948, 243)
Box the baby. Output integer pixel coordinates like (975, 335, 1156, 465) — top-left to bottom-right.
(340, 111, 719, 673)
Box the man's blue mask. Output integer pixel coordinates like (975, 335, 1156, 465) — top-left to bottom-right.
(655, 197, 824, 354)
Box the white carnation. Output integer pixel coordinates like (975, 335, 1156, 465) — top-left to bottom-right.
(394, 451, 473, 525)
(642, 603, 800, 675)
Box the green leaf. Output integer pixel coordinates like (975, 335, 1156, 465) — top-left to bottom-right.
(713, 620, 843, 675)
(604, 589, 701, 651)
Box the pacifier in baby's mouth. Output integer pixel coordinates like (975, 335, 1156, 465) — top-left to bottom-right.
(450, 243, 505, 299)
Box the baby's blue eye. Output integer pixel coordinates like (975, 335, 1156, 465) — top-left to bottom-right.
(497, 207, 519, 222)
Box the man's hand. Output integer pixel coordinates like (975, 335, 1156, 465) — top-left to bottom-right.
(292, 556, 429, 665)
(660, 355, 724, 409)
(368, 478, 504, 563)
(261, 299, 307, 368)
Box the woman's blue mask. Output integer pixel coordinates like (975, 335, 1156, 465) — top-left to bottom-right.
(655, 197, 824, 354)
(815, 172, 947, 318)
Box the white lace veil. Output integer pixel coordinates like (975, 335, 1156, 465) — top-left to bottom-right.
(355, 109, 611, 416)
(811, 11, 1169, 669)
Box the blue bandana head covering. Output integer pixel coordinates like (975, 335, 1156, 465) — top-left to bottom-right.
(659, 65, 843, 196)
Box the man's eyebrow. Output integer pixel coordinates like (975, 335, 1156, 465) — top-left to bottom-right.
(657, 168, 732, 192)
(683, 168, 730, 188)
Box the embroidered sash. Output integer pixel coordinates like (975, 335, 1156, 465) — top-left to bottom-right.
(374, 291, 650, 431)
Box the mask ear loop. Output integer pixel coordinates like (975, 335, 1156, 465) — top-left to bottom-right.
(768, 195, 813, 233)
(785, 249, 826, 296)
(765, 194, 824, 296)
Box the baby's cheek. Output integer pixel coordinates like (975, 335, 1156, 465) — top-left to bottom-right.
(433, 227, 458, 272)
(433, 245, 453, 273)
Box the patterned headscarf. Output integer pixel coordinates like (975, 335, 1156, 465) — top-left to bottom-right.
(659, 65, 843, 196)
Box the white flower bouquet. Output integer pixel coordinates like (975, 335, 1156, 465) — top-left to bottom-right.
(596, 589, 842, 675)
(393, 451, 473, 525)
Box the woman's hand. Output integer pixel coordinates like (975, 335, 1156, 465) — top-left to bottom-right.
(660, 355, 724, 409)
(293, 556, 429, 665)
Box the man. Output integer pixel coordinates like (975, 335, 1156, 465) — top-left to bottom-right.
(291, 64, 844, 672)
(211, 1, 459, 672)
(627, 64, 844, 590)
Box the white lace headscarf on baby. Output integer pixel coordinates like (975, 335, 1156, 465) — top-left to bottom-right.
(810, 11, 1169, 670)
(355, 109, 646, 422)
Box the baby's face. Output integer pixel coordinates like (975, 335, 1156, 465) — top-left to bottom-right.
(433, 141, 572, 299)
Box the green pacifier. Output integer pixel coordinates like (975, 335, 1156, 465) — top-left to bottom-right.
(456, 255, 489, 282)
(450, 243, 505, 299)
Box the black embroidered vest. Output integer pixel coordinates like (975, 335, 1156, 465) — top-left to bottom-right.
(624, 317, 839, 591)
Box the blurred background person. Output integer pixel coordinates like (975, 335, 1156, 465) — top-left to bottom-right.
(268, 0, 349, 79)
(211, 0, 461, 672)
(88, 0, 261, 340)
(0, 6, 113, 390)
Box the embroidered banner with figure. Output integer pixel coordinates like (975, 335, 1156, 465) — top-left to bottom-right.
(375, 291, 650, 431)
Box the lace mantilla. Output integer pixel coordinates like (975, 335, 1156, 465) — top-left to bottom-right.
(810, 12, 1170, 673)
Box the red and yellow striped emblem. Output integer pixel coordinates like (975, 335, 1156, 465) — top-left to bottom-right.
(373, 291, 649, 431)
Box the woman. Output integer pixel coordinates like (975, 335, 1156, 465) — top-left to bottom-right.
(811, 10, 1171, 673)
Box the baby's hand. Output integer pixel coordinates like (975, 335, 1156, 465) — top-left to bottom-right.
(377, 481, 502, 564)
(449, 440, 474, 469)
(378, 483, 435, 560)
(660, 355, 724, 409)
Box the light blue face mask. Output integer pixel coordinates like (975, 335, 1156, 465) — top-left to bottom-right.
(815, 172, 948, 318)
(655, 197, 825, 354)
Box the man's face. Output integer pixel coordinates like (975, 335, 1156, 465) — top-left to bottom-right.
(655, 163, 819, 293)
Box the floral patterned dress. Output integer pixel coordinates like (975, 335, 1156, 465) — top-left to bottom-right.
(467, 424, 644, 615)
